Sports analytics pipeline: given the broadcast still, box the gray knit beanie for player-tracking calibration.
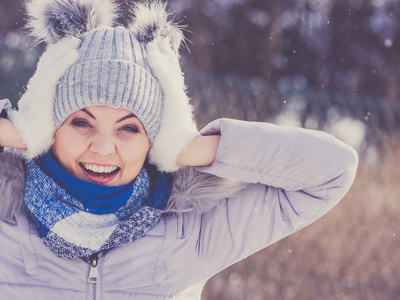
[11,0,199,171]
[55,27,163,142]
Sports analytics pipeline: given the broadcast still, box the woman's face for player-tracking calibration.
[54,105,150,186]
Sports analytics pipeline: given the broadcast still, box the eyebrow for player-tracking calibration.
[117,113,137,123]
[81,108,96,120]
[81,108,137,123]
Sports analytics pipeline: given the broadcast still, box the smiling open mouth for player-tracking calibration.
[79,163,120,179]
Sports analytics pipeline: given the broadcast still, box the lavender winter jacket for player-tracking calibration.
[0,119,358,299]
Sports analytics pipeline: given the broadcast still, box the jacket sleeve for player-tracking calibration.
[189,118,358,278]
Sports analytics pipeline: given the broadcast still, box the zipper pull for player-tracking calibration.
[88,255,99,283]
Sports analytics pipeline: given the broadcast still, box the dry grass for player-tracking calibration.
[202,143,400,300]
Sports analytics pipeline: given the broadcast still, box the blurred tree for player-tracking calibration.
[326,1,381,97]
[177,0,287,83]
[369,0,400,108]
[176,0,400,101]
[0,0,24,33]
[0,0,41,106]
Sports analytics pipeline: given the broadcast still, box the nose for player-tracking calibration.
[89,133,116,156]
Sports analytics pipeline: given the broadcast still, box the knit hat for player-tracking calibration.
[10,0,199,172]
[55,26,163,142]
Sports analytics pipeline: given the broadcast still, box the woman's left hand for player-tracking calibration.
[176,135,221,167]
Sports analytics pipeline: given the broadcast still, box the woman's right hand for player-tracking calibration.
[0,118,27,150]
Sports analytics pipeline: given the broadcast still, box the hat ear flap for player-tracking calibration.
[129,1,184,55]
[129,2,199,172]
[26,0,119,44]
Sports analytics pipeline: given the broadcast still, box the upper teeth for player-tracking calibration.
[82,163,118,173]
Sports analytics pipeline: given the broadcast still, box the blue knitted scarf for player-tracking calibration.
[24,153,172,259]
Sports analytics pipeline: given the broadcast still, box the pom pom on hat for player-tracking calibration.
[129,1,184,55]
[26,0,119,44]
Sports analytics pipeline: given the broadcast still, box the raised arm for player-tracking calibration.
[196,118,358,188]
[179,118,358,278]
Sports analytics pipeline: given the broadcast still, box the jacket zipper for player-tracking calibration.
[88,254,99,300]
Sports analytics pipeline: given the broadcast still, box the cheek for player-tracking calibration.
[54,129,87,168]
[120,137,150,167]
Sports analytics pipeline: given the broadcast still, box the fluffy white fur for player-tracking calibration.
[10,37,80,159]
[0,152,246,221]
[146,38,199,172]
[26,0,119,44]
[129,1,184,55]
[129,3,199,171]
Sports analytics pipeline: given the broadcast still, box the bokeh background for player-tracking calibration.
[1,0,399,299]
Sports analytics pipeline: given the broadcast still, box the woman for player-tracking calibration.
[0,0,358,299]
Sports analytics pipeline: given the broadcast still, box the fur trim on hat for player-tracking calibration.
[26,0,119,44]
[146,38,199,172]
[10,37,80,159]
[129,2,199,171]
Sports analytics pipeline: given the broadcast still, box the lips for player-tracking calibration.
[79,162,120,184]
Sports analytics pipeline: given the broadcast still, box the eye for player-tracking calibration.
[119,125,139,133]
[71,119,92,128]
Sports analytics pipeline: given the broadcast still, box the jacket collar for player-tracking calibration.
[0,151,26,224]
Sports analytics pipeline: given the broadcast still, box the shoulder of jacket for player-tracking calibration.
[166,167,246,214]
[0,151,26,223]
